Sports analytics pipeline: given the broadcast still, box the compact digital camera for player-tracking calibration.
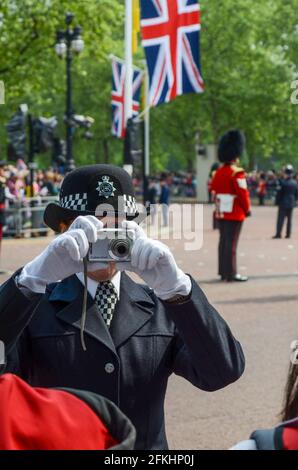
[88,228,135,262]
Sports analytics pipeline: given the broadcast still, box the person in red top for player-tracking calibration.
[0,373,136,450]
[257,173,267,206]
[211,130,251,282]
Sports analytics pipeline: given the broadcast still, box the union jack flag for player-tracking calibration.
[111,58,143,139]
[140,0,204,106]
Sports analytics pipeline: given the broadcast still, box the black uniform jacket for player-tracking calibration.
[276,178,298,209]
[0,271,245,449]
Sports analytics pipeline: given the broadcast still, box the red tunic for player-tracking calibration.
[211,164,251,221]
[258,180,266,196]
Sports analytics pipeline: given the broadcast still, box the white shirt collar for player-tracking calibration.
[76,271,121,300]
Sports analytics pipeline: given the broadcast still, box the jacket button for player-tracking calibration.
[105,363,115,374]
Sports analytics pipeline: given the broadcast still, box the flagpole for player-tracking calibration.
[124,0,133,127]
[123,0,133,174]
[143,66,150,204]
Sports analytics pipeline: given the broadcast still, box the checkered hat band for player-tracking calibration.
[123,194,138,215]
[60,193,88,211]
[59,193,137,215]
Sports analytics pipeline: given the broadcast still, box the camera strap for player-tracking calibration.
[80,256,88,351]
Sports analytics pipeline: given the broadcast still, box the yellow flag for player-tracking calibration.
[132,0,140,54]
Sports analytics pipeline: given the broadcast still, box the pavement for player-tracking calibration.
[0,204,297,449]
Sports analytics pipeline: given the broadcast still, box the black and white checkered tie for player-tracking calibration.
[95,281,118,328]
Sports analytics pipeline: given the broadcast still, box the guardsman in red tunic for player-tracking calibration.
[211,130,251,282]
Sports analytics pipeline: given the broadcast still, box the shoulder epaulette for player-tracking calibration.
[232,167,245,176]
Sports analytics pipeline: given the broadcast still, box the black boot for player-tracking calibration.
[226,274,248,282]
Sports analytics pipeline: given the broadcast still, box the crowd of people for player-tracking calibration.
[0,159,62,201]
[137,168,298,208]
[133,171,197,199]
[0,159,62,237]
[0,161,199,237]
[1,158,297,239]
[5,160,297,211]
[246,169,298,205]
[0,163,197,203]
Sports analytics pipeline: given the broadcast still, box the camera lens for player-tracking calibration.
[117,244,127,255]
[109,238,131,260]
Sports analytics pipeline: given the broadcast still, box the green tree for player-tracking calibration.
[0,0,124,165]
[149,0,298,170]
[0,0,298,172]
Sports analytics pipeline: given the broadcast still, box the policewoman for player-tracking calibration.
[211,130,251,282]
[0,164,245,449]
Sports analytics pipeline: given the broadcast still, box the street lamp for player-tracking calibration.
[55,12,84,172]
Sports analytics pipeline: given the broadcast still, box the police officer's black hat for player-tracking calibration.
[44,164,146,232]
[218,129,246,163]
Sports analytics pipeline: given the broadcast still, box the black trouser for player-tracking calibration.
[276,207,293,238]
[218,220,243,280]
[258,195,265,206]
[213,211,219,230]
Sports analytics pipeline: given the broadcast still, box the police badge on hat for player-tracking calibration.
[96,176,116,199]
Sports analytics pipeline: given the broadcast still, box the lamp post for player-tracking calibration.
[55,12,84,172]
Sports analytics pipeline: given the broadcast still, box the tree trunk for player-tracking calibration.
[248,151,256,171]
[187,154,194,172]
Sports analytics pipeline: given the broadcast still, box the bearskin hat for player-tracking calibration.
[218,129,246,163]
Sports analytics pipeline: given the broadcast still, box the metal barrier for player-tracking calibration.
[4,196,58,237]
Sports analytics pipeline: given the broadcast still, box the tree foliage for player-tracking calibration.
[0,0,297,171]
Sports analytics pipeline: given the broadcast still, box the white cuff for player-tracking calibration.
[18,270,47,294]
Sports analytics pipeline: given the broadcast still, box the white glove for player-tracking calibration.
[116,221,191,300]
[18,216,104,293]
[230,439,257,450]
